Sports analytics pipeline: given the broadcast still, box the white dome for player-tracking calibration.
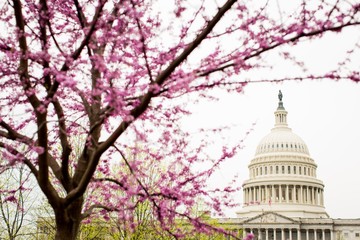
[255,127,309,155]
[238,92,328,219]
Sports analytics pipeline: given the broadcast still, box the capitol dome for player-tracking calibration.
[256,129,309,156]
[237,91,328,219]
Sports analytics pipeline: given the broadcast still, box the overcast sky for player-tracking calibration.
[181,24,360,218]
[189,80,360,219]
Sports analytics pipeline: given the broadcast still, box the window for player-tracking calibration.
[265,167,267,174]
[299,167,302,174]
[288,166,291,174]
[282,166,285,174]
[260,167,262,175]
[355,232,360,237]
[276,166,279,174]
[294,166,296,174]
[270,166,273,174]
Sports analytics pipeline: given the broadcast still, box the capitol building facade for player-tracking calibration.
[220,92,360,240]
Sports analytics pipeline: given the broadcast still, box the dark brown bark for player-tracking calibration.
[54,197,84,240]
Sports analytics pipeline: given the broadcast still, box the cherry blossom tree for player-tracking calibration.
[0,0,359,239]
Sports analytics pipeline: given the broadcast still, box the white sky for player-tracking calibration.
[181,26,360,218]
[187,81,360,219]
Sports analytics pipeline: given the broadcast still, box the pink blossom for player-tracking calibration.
[244,233,255,240]
[33,146,45,154]
[4,195,17,203]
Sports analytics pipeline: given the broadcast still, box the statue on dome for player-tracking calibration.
[278,90,283,101]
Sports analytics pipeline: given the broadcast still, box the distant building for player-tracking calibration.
[221,91,360,240]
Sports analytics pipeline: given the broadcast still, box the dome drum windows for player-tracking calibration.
[251,163,316,177]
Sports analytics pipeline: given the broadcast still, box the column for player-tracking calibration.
[297,229,301,240]
[247,188,250,203]
[279,185,282,203]
[274,228,276,240]
[300,186,303,204]
[266,228,269,240]
[306,229,309,240]
[320,188,323,205]
[243,188,246,204]
[322,229,325,240]
[265,185,269,203]
[254,187,256,202]
[281,228,284,240]
[292,185,296,203]
[306,186,310,204]
[314,229,317,240]
[272,185,275,203]
[331,230,334,240]
[289,229,292,240]
[259,186,262,203]
[286,185,289,203]
[311,187,315,204]
[243,229,247,239]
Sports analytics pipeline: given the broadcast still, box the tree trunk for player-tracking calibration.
[54,198,83,240]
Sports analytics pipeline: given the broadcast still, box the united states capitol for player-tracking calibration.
[218,91,360,240]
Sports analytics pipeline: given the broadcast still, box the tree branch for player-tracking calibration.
[73,0,88,28]
[197,21,360,77]
[81,204,119,220]
[131,0,154,83]
[0,141,38,177]
[0,120,33,145]
[47,0,105,100]
[12,0,56,202]
[64,0,237,206]
[52,99,72,192]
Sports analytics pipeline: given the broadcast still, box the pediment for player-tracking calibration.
[244,212,298,224]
